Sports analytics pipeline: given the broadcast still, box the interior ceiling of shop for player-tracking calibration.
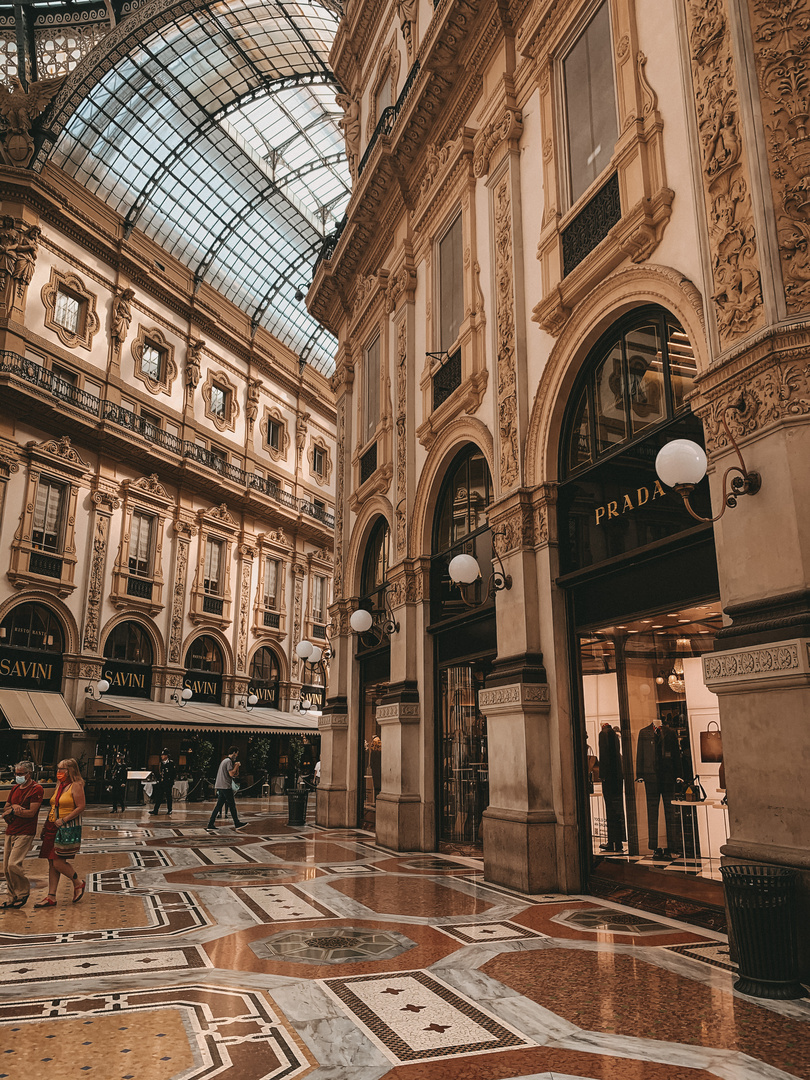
[4,0,349,376]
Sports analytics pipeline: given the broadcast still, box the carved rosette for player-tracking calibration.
[82,514,109,651]
[748,0,810,314]
[168,540,189,664]
[685,0,764,345]
[494,175,519,489]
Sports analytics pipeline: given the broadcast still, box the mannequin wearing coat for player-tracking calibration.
[598,723,626,853]
[635,720,682,858]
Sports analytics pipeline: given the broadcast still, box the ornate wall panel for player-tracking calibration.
[493,173,519,490]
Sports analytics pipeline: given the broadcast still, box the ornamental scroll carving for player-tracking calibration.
[334,402,346,595]
[82,514,109,651]
[168,540,189,664]
[291,564,305,679]
[685,0,763,345]
[237,561,252,672]
[396,318,407,557]
[749,0,810,313]
[494,175,519,489]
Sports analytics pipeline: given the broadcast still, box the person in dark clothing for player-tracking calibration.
[598,723,625,852]
[150,749,176,816]
[109,754,127,813]
[206,747,247,831]
[635,721,682,858]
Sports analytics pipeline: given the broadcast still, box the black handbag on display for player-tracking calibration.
[681,775,707,802]
[700,720,723,762]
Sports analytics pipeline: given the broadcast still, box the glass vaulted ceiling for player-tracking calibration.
[48,0,349,376]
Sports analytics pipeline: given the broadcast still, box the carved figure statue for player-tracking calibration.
[186,339,204,389]
[296,411,310,453]
[336,93,361,180]
[0,215,18,285]
[110,287,135,348]
[0,75,65,167]
[396,0,418,56]
[246,378,261,432]
[705,103,741,176]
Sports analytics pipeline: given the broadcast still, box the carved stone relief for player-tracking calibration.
[396,317,407,557]
[168,540,189,664]
[237,561,252,672]
[82,513,109,651]
[685,0,763,344]
[334,402,346,595]
[110,286,135,353]
[291,564,305,679]
[493,175,519,489]
[0,218,40,313]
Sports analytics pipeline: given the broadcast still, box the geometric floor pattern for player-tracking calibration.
[0,798,808,1080]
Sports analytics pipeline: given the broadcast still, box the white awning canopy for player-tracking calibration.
[83,695,318,734]
[0,690,83,733]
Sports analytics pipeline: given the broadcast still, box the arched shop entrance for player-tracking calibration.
[430,444,495,855]
[102,621,153,698]
[557,307,726,897]
[184,635,224,704]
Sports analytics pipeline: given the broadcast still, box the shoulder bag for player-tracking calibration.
[54,819,82,856]
[681,776,707,802]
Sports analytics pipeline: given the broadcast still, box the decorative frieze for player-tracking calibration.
[82,513,109,651]
[703,640,808,688]
[168,539,189,665]
[479,683,550,710]
[493,173,519,491]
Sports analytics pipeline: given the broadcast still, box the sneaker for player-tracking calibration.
[234,822,249,831]
[166,811,172,816]
[205,827,217,832]
[148,811,159,816]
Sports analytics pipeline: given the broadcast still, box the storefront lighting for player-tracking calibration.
[655,398,761,522]
[171,687,193,707]
[447,531,513,609]
[350,587,399,643]
[85,678,110,698]
[239,693,259,711]
[296,630,331,713]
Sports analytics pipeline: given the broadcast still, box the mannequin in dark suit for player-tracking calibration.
[598,723,625,852]
[636,721,682,857]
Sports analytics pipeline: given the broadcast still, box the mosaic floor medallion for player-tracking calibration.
[249,926,415,964]
[323,969,535,1063]
[192,866,292,882]
[399,858,469,871]
[551,907,678,934]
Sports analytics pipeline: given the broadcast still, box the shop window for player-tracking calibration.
[103,620,153,664]
[0,603,63,652]
[184,635,224,703]
[204,537,223,596]
[363,334,380,445]
[562,0,618,206]
[128,511,155,578]
[439,663,489,846]
[185,635,223,671]
[249,646,280,708]
[54,288,82,334]
[438,213,463,352]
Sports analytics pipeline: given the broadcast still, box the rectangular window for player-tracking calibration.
[312,575,326,623]
[141,343,163,382]
[376,74,392,119]
[54,290,81,334]
[563,0,618,205]
[32,479,66,552]
[364,335,380,445]
[140,408,161,434]
[439,214,463,352]
[210,384,227,418]
[51,364,78,402]
[204,537,223,595]
[129,511,154,577]
[267,419,281,452]
[264,557,279,608]
[313,444,326,476]
[209,445,227,472]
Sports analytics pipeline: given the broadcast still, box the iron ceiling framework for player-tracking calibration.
[1,0,349,376]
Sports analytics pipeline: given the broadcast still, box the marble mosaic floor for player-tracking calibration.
[1,799,808,1080]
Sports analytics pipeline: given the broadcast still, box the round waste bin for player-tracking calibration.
[721,864,807,999]
[286,788,309,827]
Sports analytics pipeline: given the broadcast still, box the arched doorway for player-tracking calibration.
[0,602,65,691]
[430,444,495,854]
[557,307,725,892]
[102,621,154,698]
[249,646,281,708]
[184,635,224,704]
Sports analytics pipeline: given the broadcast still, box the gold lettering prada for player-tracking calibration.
[594,482,666,525]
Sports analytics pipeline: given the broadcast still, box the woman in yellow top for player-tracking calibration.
[34,757,86,907]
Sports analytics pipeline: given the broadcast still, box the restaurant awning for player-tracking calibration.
[0,690,83,733]
[83,695,318,734]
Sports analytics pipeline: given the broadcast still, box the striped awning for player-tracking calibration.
[83,695,318,734]
[0,690,83,733]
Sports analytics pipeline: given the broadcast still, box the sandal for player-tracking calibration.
[10,894,29,909]
[72,879,86,904]
[34,895,57,907]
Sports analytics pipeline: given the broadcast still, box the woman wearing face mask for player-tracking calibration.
[1,761,44,908]
[34,758,86,907]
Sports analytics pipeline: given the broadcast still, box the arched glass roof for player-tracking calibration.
[7,0,349,376]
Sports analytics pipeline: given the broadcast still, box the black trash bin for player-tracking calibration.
[286,788,309,827]
[721,864,807,999]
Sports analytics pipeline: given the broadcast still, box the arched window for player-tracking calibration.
[562,307,697,477]
[361,517,389,602]
[431,445,494,620]
[0,603,64,652]
[185,636,223,672]
[249,647,280,708]
[103,621,153,665]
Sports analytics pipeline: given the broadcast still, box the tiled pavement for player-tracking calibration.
[0,800,808,1080]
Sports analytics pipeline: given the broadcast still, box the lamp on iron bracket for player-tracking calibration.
[171,687,193,708]
[294,629,331,715]
[447,529,513,609]
[349,585,399,645]
[85,679,110,699]
[655,397,761,523]
[239,693,259,712]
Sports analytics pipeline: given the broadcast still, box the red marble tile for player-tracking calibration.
[512,901,713,946]
[261,840,373,862]
[327,875,495,916]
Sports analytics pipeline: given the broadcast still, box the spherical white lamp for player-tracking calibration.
[295,639,314,659]
[247,693,258,706]
[655,439,708,489]
[308,645,323,665]
[181,687,193,701]
[300,696,312,711]
[448,552,480,585]
[96,678,110,694]
[350,608,373,634]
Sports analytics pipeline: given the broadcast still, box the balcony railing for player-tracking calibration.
[29,551,63,578]
[360,442,377,484]
[127,576,154,599]
[0,350,334,528]
[429,348,462,410]
[357,60,421,178]
[312,624,327,640]
[263,610,281,628]
[203,594,224,615]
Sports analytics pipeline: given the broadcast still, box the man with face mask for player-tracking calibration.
[2,761,44,908]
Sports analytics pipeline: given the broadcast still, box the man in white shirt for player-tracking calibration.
[206,746,247,831]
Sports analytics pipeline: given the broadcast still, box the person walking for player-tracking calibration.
[109,753,127,814]
[150,749,176,816]
[206,747,247,831]
[34,757,86,907]
[2,761,44,909]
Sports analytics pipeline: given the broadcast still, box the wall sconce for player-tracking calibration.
[171,687,193,707]
[239,693,259,712]
[295,639,328,715]
[349,587,399,644]
[85,679,110,698]
[655,398,761,523]
[447,530,512,608]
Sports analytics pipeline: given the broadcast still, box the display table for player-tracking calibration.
[671,798,729,878]
[172,780,189,801]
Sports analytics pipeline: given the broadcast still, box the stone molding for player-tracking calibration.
[703,639,809,691]
[318,713,348,730]
[479,683,550,711]
[375,702,421,724]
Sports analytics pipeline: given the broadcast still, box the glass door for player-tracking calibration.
[438,663,489,852]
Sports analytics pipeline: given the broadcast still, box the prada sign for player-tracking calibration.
[0,646,62,691]
[184,669,222,704]
[102,660,152,699]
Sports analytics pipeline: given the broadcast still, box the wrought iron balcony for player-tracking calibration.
[0,351,100,418]
[203,594,224,615]
[29,551,63,578]
[357,60,421,178]
[126,576,154,599]
[263,610,281,628]
[102,401,183,453]
[429,348,462,410]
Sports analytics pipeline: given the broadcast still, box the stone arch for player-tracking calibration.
[344,495,393,599]
[525,265,708,488]
[247,641,289,686]
[181,628,234,674]
[98,613,166,668]
[0,593,79,655]
[410,416,494,559]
